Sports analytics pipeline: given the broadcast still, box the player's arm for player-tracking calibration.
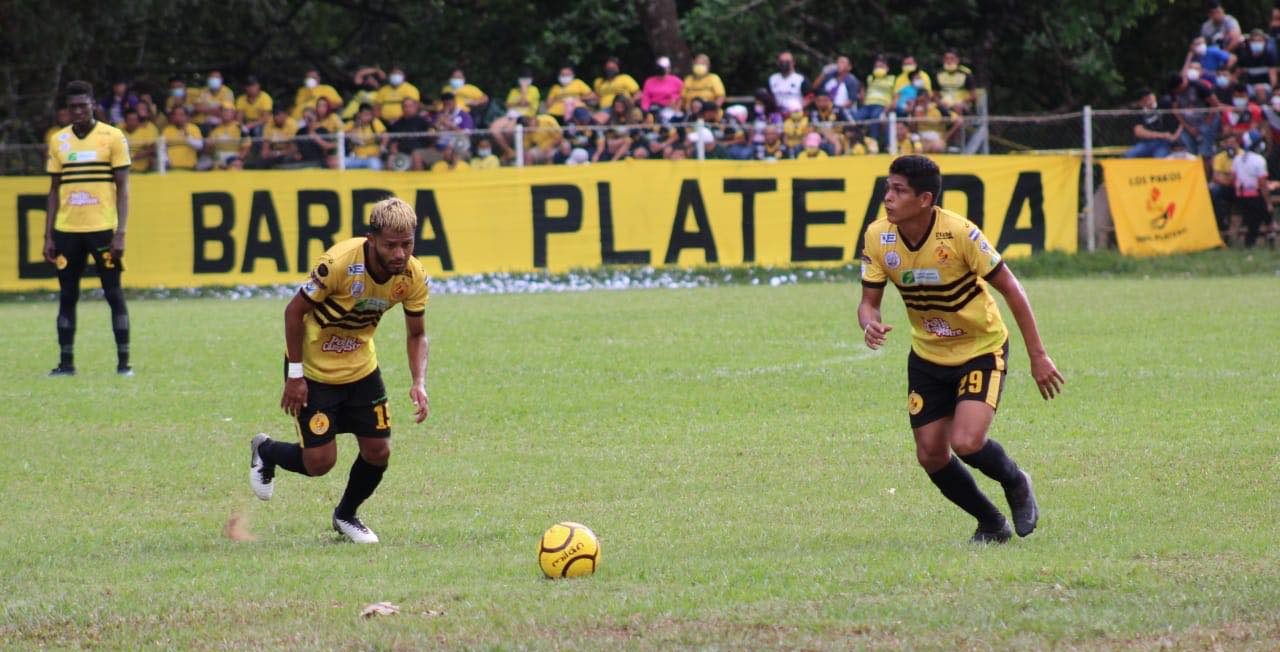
[112,166,129,259]
[857,285,892,350]
[985,265,1065,400]
[44,174,60,263]
[405,313,430,423]
[280,291,311,416]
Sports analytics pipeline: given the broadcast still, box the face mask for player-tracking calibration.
[171,87,185,98]
[208,77,222,90]
[943,63,958,72]
[1272,97,1280,109]
[1250,42,1265,55]
[518,77,532,87]
[873,67,887,78]
[692,64,708,76]
[1187,69,1201,81]
[1227,147,1238,157]
[604,68,618,79]
[389,73,405,86]
[305,77,318,89]
[1233,97,1248,109]
[1194,43,1208,55]
[558,75,573,86]
[450,78,464,89]
[912,78,925,89]
[477,148,491,157]
[902,64,917,73]
[1216,75,1230,88]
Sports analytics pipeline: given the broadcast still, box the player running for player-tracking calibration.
[249,197,431,543]
[44,81,133,377]
[858,155,1064,543]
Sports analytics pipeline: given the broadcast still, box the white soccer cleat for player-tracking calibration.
[332,511,379,544]
[249,433,274,501]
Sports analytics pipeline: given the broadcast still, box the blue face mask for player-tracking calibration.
[1216,75,1231,88]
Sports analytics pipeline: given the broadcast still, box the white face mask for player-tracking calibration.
[477,148,492,157]
[389,73,405,86]
[305,77,318,89]
[912,78,925,89]
[1233,97,1248,109]
[450,77,464,89]
[558,75,573,86]
[1250,42,1265,55]
[171,87,185,98]
[1194,43,1208,55]
[518,77,532,87]
[208,77,222,90]
[1186,69,1201,81]
[1216,75,1231,88]
[1271,96,1280,109]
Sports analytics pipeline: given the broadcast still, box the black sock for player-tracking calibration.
[258,439,310,476]
[959,439,1022,488]
[105,288,129,369]
[56,313,75,368]
[928,456,1005,525]
[335,455,387,520]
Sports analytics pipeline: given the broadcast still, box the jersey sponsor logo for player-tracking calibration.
[880,232,897,244]
[351,280,365,298]
[66,151,98,162]
[308,412,331,435]
[66,191,100,206]
[935,231,952,240]
[884,251,901,269]
[934,245,950,265]
[908,391,924,416]
[354,298,389,312]
[900,268,941,285]
[967,227,981,241]
[320,335,364,353]
[922,317,966,338]
[347,263,365,275]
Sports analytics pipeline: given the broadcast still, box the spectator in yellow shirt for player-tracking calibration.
[160,106,203,170]
[593,57,640,109]
[235,76,273,136]
[431,142,470,172]
[164,77,194,118]
[293,69,343,120]
[470,137,500,170]
[193,70,234,131]
[120,108,158,172]
[208,106,251,168]
[375,66,420,122]
[258,107,301,169]
[443,68,489,115]
[893,55,933,97]
[505,70,541,118]
[798,132,829,159]
[681,53,726,113]
[781,108,810,155]
[546,66,595,122]
[343,103,388,170]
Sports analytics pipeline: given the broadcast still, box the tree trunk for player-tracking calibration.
[635,0,693,74]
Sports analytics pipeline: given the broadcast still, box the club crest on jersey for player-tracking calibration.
[885,251,901,269]
[880,232,897,245]
[351,280,365,298]
[392,278,408,300]
[320,335,363,353]
[922,317,966,338]
[934,245,950,265]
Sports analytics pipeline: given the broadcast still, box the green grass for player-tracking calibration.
[2,277,1278,650]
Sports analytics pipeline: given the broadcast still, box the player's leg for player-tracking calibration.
[908,353,1007,542]
[250,378,341,500]
[87,231,131,374]
[50,231,87,376]
[331,370,392,543]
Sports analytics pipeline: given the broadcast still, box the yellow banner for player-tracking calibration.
[1,155,1079,291]
[1101,158,1225,256]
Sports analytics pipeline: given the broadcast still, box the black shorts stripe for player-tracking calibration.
[898,272,976,295]
[902,286,983,312]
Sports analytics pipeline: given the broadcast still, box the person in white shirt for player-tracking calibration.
[1231,135,1274,247]
[768,51,810,114]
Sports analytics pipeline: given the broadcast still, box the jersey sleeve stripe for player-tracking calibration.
[403,308,425,317]
[982,260,1006,280]
[861,279,888,289]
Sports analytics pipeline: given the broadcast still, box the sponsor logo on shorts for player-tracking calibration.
[321,335,363,353]
[351,280,365,298]
[908,391,924,416]
[922,317,966,338]
[67,191,100,206]
[880,232,897,244]
[885,251,901,269]
[308,412,331,435]
[347,263,365,275]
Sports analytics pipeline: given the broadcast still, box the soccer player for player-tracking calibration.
[858,155,1064,543]
[43,81,133,377]
[249,197,430,543]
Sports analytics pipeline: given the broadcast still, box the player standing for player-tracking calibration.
[249,197,430,543]
[44,81,133,377]
[858,155,1063,543]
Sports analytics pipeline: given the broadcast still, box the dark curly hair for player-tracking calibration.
[889,155,941,205]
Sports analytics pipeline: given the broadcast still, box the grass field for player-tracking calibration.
[2,274,1279,650]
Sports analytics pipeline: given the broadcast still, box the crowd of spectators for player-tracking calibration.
[46,47,980,173]
[1126,0,1280,247]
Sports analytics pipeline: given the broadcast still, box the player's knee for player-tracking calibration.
[303,449,338,476]
[949,429,987,456]
[915,443,950,471]
[359,440,391,465]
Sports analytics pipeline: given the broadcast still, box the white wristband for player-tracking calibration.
[287,362,304,379]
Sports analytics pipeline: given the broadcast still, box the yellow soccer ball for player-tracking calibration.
[538,521,601,579]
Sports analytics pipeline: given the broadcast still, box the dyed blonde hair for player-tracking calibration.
[368,197,417,235]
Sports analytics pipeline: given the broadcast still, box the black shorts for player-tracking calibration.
[52,229,123,288]
[287,362,391,447]
[907,341,1009,428]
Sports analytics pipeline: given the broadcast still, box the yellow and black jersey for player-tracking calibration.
[861,206,1008,366]
[46,122,130,232]
[297,237,429,384]
[936,65,976,107]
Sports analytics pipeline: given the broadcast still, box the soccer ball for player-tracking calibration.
[538,521,601,579]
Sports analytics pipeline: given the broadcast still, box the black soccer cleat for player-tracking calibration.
[116,365,134,377]
[48,365,76,377]
[970,519,1013,544]
[1005,470,1039,537]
